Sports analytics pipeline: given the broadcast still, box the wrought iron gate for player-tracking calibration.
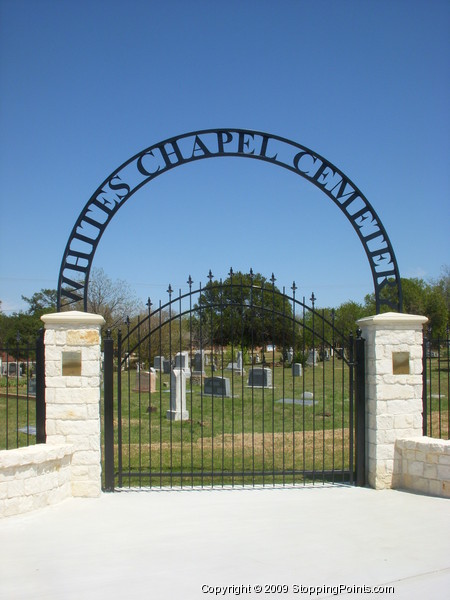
[0,329,45,450]
[422,325,449,440]
[103,272,365,490]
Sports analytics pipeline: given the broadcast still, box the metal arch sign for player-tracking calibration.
[57,128,402,313]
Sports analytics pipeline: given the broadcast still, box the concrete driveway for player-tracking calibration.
[0,485,449,599]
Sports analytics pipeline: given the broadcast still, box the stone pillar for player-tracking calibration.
[357,312,428,489]
[41,311,105,497]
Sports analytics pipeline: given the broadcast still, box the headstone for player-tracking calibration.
[193,351,206,376]
[174,351,189,369]
[193,351,202,372]
[247,367,272,388]
[163,359,171,374]
[225,351,244,374]
[133,369,156,393]
[306,349,319,366]
[8,362,18,376]
[225,362,245,374]
[174,351,190,377]
[29,377,36,396]
[154,356,165,371]
[204,376,231,398]
[166,368,189,421]
[277,398,316,406]
[292,363,303,377]
[18,426,37,435]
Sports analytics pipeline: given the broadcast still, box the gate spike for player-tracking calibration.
[187,275,193,287]
[291,281,297,293]
[270,272,276,285]
[310,292,316,306]
[228,267,234,278]
[208,270,214,282]
[167,284,173,296]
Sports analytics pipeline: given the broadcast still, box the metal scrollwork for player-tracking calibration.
[57,128,402,313]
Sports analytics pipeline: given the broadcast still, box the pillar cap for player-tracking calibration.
[41,311,105,327]
[357,312,428,328]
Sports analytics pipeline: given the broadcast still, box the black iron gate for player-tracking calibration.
[422,325,449,440]
[103,272,365,490]
[0,329,45,450]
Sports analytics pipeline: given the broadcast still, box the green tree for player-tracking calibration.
[431,266,450,327]
[193,271,297,350]
[21,289,57,315]
[122,309,190,368]
[364,277,428,315]
[424,287,447,338]
[0,313,43,347]
[0,289,57,347]
[296,302,367,357]
[364,274,448,337]
[333,301,368,335]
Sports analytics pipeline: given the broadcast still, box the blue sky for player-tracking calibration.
[0,0,448,315]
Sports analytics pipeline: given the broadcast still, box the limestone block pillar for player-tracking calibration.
[41,311,105,497]
[357,312,428,489]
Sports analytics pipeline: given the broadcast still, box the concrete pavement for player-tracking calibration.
[0,485,449,599]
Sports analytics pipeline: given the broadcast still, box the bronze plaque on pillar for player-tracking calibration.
[62,351,82,376]
[392,352,410,375]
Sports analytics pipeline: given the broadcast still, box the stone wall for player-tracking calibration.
[0,444,73,518]
[393,437,450,498]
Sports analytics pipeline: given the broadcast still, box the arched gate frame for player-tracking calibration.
[103,273,366,490]
[57,128,402,313]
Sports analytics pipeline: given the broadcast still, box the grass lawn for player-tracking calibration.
[0,377,37,450]
[1,357,446,489]
[108,358,356,488]
[107,354,449,488]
